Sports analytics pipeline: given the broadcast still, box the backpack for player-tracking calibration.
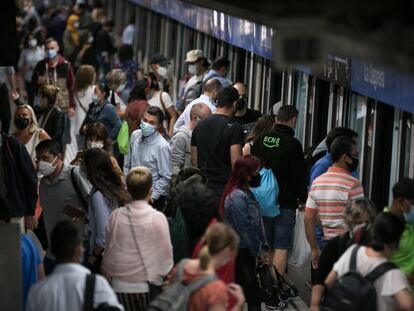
[164,166,207,218]
[250,167,280,217]
[147,260,217,311]
[304,143,327,184]
[83,274,121,311]
[322,246,397,311]
[183,81,203,108]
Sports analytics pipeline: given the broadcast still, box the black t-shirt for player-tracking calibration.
[191,114,243,186]
[233,108,262,126]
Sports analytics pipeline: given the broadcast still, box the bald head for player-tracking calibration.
[191,103,212,119]
[189,103,212,130]
[233,82,247,97]
[204,78,222,95]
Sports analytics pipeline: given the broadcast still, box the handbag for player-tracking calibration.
[126,206,162,298]
[250,168,280,217]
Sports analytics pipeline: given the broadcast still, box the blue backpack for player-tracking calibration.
[250,168,280,217]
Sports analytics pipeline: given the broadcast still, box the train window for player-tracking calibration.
[345,92,367,178]
[400,112,414,178]
[292,71,309,144]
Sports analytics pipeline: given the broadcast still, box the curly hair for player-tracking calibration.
[83,148,131,206]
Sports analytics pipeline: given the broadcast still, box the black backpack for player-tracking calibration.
[322,246,397,311]
[83,274,121,311]
[147,259,217,311]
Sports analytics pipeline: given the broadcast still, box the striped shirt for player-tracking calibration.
[305,166,364,240]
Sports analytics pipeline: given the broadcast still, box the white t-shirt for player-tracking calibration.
[333,245,410,311]
[148,90,174,129]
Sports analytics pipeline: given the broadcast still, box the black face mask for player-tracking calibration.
[15,117,30,129]
[236,98,246,111]
[250,174,262,188]
[346,154,359,172]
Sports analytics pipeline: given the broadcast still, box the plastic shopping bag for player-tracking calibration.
[288,210,311,266]
[250,168,280,217]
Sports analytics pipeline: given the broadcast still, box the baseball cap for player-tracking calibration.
[149,53,170,67]
[185,49,204,63]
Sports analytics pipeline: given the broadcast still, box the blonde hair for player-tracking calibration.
[126,166,152,200]
[106,69,126,90]
[14,105,40,134]
[198,223,239,270]
[344,198,377,230]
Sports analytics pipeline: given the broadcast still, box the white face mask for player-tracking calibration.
[157,66,168,78]
[188,64,197,75]
[38,157,57,176]
[29,38,37,48]
[117,83,126,92]
[87,141,104,149]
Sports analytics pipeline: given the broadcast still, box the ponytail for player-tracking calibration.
[198,244,211,270]
[197,223,240,271]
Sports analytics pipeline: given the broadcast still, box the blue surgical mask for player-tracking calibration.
[403,205,414,224]
[46,49,57,59]
[91,94,98,102]
[140,121,156,137]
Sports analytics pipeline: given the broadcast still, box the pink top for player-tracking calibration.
[102,200,173,284]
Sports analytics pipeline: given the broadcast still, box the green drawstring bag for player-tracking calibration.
[117,121,129,155]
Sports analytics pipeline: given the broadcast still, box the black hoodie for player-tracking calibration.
[251,124,308,209]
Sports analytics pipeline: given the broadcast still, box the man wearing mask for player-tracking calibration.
[251,105,308,306]
[305,136,364,269]
[36,139,91,275]
[202,57,232,87]
[182,50,210,107]
[170,103,212,175]
[173,78,222,133]
[191,86,243,201]
[232,82,261,137]
[149,53,171,94]
[124,106,172,211]
[388,178,414,291]
[31,38,75,113]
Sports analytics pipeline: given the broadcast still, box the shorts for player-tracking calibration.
[263,208,296,250]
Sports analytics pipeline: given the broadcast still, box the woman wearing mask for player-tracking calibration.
[324,213,414,311]
[146,72,178,138]
[103,166,173,311]
[167,223,245,311]
[106,69,127,117]
[310,199,377,311]
[242,115,274,156]
[63,14,80,60]
[18,33,45,104]
[82,83,122,142]
[13,104,50,163]
[37,85,66,143]
[72,122,123,179]
[222,155,270,311]
[84,148,131,273]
